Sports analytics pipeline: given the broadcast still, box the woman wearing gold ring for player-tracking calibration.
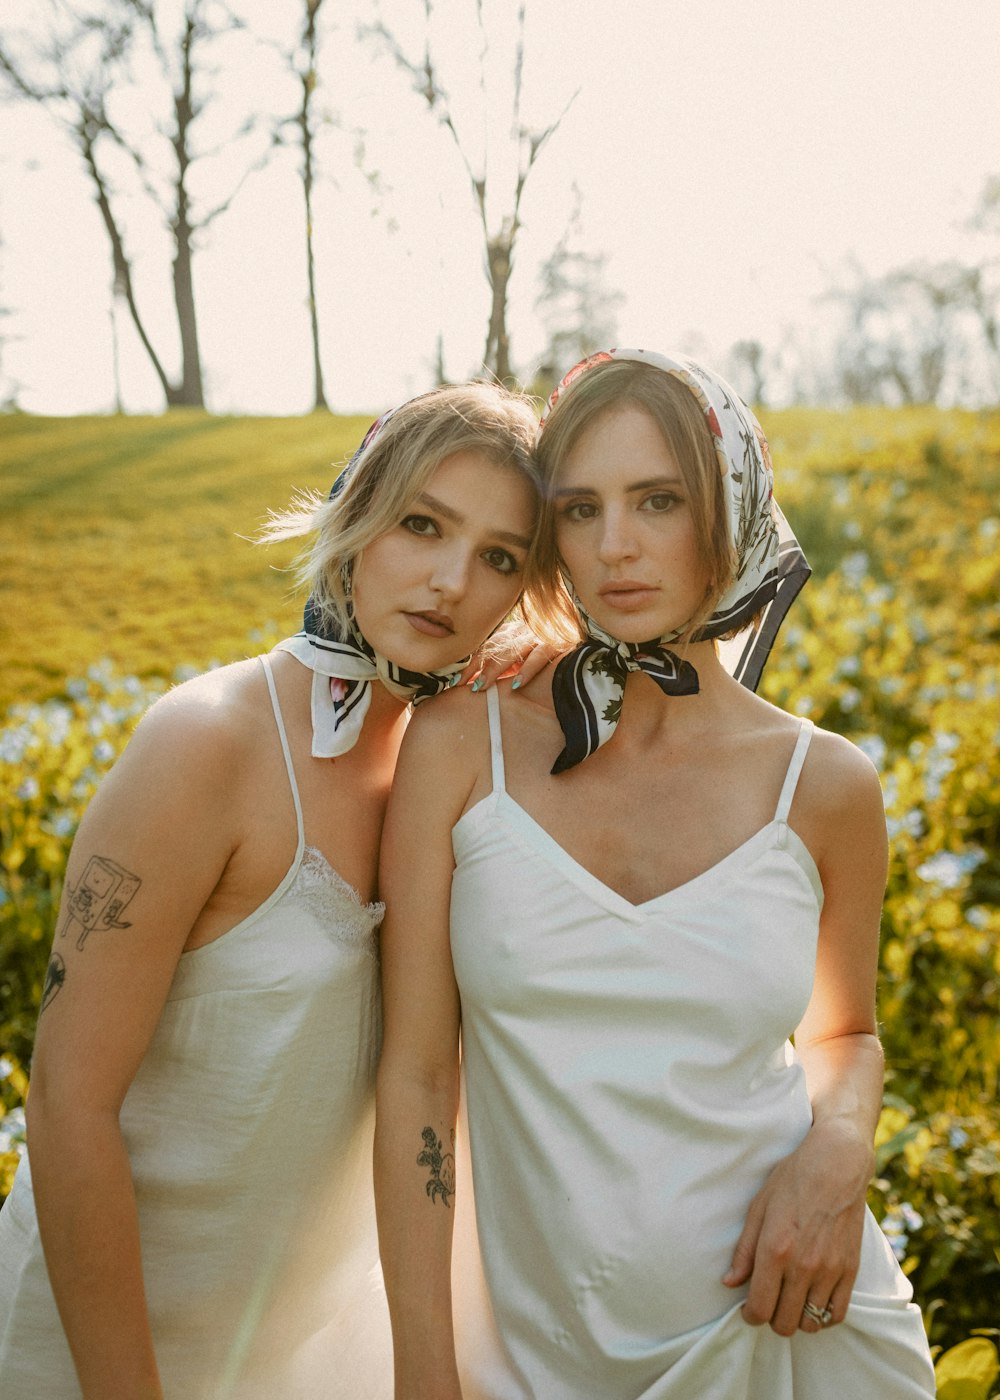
[376,349,936,1396]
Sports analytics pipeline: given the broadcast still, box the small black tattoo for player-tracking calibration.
[40,952,66,1014]
[417,1127,456,1209]
[59,856,141,950]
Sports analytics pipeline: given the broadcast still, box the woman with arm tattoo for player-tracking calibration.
[374,350,936,1397]
[0,382,562,1400]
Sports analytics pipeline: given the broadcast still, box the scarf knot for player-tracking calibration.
[550,631,699,774]
[275,595,467,758]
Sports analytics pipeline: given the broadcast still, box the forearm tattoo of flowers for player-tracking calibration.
[417,1126,456,1208]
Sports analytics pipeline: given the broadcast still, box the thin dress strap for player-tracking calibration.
[260,654,306,859]
[774,717,814,825]
[485,685,507,796]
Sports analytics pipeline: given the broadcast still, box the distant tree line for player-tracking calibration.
[728,224,1000,410]
[2,2,998,412]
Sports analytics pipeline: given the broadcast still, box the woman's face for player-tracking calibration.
[352,449,536,668]
[554,404,710,643]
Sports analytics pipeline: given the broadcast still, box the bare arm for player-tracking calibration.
[375,697,481,1399]
[27,688,241,1398]
[725,733,888,1336]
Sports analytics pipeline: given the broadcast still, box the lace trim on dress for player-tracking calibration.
[289,845,384,958]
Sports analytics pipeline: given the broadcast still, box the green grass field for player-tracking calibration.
[0,410,373,708]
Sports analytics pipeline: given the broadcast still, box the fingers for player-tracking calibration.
[745,1265,834,1338]
[466,657,506,691]
[724,1200,763,1288]
[511,644,558,689]
[743,1262,848,1336]
[467,644,560,693]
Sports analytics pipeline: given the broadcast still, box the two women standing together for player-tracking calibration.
[0,350,935,1397]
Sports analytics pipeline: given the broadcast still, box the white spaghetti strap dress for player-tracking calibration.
[0,653,393,1398]
[449,685,935,1398]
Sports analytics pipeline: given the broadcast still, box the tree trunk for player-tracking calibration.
[80,127,175,406]
[484,236,513,382]
[171,196,204,406]
[300,82,327,410]
[299,0,328,411]
[170,33,205,408]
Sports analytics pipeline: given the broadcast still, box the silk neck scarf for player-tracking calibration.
[541,348,810,773]
[274,397,469,758]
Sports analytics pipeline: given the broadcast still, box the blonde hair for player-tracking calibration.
[535,359,738,642]
[263,382,569,646]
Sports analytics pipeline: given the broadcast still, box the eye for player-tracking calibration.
[401,514,439,537]
[561,499,599,523]
[640,492,682,513]
[481,547,520,576]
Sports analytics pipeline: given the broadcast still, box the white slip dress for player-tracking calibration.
[0,653,393,1399]
[449,685,935,1399]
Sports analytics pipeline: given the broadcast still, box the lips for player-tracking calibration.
[598,581,660,612]
[403,610,455,638]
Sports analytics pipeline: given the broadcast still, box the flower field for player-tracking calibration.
[1,407,998,1384]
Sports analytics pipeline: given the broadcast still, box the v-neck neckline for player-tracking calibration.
[456,792,806,924]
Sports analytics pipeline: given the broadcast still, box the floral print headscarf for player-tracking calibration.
[540,348,810,773]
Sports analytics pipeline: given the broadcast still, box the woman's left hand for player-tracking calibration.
[722,1116,872,1336]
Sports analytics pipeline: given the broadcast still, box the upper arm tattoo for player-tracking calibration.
[59,855,142,951]
[417,1127,456,1208]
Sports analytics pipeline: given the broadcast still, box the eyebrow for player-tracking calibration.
[415,491,532,550]
[552,475,684,498]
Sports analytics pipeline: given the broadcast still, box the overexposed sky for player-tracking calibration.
[3,0,1000,414]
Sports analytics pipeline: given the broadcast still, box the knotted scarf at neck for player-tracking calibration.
[542,348,811,774]
[275,588,466,758]
[549,595,699,774]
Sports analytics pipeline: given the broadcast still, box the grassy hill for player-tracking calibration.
[3,402,998,706]
[0,410,371,708]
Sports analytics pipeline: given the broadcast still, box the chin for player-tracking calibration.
[379,627,470,673]
[586,611,663,646]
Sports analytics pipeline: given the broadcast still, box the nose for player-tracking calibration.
[597,505,639,565]
[429,543,473,601]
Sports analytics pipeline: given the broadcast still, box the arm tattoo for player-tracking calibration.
[40,952,66,1014]
[417,1127,456,1209]
[58,855,141,951]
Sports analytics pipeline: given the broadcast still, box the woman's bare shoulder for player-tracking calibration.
[802,724,883,808]
[116,657,267,782]
[403,682,492,759]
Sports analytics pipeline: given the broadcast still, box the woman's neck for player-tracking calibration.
[617,641,734,747]
[367,678,412,736]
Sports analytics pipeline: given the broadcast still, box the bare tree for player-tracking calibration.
[0,1,268,408]
[366,0,573,383]
[270,0,332,411]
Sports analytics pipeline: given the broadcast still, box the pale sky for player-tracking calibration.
[3,0,999,415]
